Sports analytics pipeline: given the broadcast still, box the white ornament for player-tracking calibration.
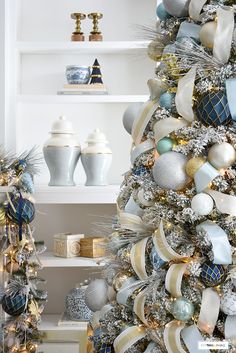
[163,0,190,17]
[191,193,214,216]
[200,21,217,49]
[123,102,143,134]
[221,291,236,315]
[137,188,154,207]
[85,279,109,312]
[208,142,236,169]
[152,151,190,191]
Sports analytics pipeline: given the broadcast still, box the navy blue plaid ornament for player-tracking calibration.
[196,91,232,127]
[201,262,225,287]
[2,291,27,316]
[7,196,35,225]
[98,343,114,353]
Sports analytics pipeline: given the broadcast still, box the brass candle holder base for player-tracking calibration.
[71,13,86,42]
[88,13,103,41]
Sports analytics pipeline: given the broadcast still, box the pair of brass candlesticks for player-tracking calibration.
[71,13,103,42]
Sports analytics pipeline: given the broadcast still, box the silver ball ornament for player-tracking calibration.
[191,193,214,216]
[123,102,143,134]
[152,151,190,191]
[85,279,109,312]
[221,291,236,315]
[208,143,236,169]
[200,21,217,49]
[171,297,194,322]
[162,0,190,17]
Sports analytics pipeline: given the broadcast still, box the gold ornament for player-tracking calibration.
[200,21,217,49]
[113,270,133,292]
[18,345,28,353]
[28,300,40,320]
[185,157,206,178]
[26,342,37,353]
[6,261,20,274]
[147,40,164,61]
[0,207,6,225]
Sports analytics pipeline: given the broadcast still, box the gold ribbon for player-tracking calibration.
[114,326,146,353]
[130,237,149,280]
[133,288,148,325]
[165,263,188,297]
[163,321,186,353]
[153,221,184,261]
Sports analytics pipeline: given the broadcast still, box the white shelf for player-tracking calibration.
[40,314,88,331]
[17,41,149,55]
[18,94,148,104]
[34,184,119,204]
[40,252,104,268]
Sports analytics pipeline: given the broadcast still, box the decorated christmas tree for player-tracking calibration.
[90,1,236,352]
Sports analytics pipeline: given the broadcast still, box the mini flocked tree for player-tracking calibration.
[91,1,236,353]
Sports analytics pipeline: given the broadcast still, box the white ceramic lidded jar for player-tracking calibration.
[43,116,81,186]
[81,129,112,186]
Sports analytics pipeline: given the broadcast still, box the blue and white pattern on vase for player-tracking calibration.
[66,65,91,84]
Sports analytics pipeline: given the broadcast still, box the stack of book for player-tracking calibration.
[57,83,108,95]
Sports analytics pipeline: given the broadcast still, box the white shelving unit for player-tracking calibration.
[1,0,156,350]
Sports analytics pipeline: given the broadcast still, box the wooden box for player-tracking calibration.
[53,233,84,258]
[79,237,107,258]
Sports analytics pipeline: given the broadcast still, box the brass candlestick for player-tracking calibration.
[71,13,86,41]
[88,13,103,41]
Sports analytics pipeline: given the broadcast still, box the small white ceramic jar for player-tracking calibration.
[43,116,81,186]
[81,129,112,186]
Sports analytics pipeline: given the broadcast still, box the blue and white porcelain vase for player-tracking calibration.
[66,282,93,321]
[43,116,81,186]
[66,65,91,84]
[81,129,112,186]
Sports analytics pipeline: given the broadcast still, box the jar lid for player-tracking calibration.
[86,128,108,144]
[51,116,74,134]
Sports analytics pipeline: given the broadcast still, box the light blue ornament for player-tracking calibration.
[20,172,35,194]
[159,92,175,111]
[156,137,175,155]
[156,3,172,21]
[171,297,194,322]
[176,21,201,43]
[150,247,165,270]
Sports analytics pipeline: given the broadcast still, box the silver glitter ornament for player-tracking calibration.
[66,284,93,321]
[152,151,190,191]
[163,0,190,17]
[221,291,236,315]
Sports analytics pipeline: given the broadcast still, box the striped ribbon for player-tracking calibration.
[165,263,188,297]
[164,321,186,353]
[114,326,146,353]
[118,212,147,232]
[198,288,220,335]
[133,288,148,325]
[130,237,149,280]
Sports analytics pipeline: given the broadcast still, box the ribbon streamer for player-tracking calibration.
[130,237,149,280]
[175,66,196,123]
[163,321,186,353]
[213,8,234,64]
[181,325,210,353]
[147,78,168,101]
[196,220,232,265]
[117,278,141,306]
[118,212,146,232]
[132,99,159,146]
[198,288,220,335]
[205,188,236,217]
[131,139,155,165]
[125,195,144,218]
[225,315,236,345]
[189,0,208,21]
[194,162,219,193]
[114,326,146,353]
[226,78,236,122]
[154,118,188,143]
[133,288,148,325]
[165,263,188,297]
[153,220,184,261]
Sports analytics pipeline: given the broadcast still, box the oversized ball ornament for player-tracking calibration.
[191,193,214,216]
[122,102,143,134]
[171,297,194,322]
[2,291,27,316]
[152,151,190,191]
[201,262,225,287]
[162,0,190,17]
[7,197,35,225]
[156,3,172,21]
[147,40,165,61]
[85,279,109,312]
[156,137,176,155]
[185,157,206,178]
[199,21,217,49]
[208,142,236,169]
[220,291,236,315]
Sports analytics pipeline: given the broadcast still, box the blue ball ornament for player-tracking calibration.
[159,92,175,111]
[196,91,232,127]
[98,343,114,353]
[7,197,35,225]
[156,3,172,21]
[171,297,194,322]
[201,262,225,287]
[156,137,175,155]
[150,247,165,270]
[2,292,27,316]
